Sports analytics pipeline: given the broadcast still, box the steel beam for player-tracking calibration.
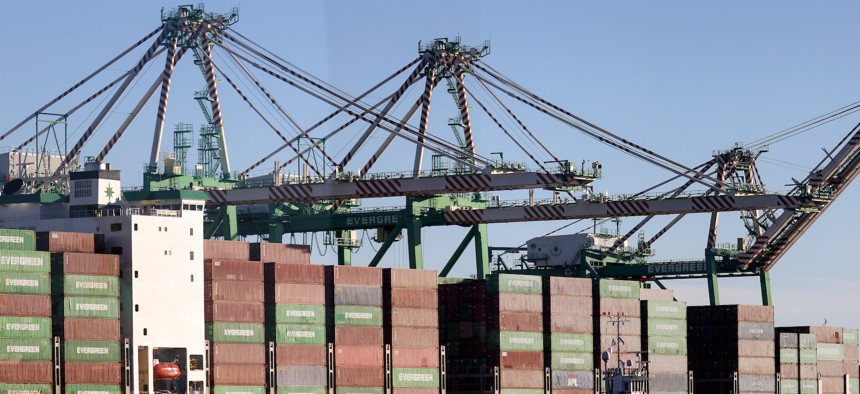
[439,226,479,277]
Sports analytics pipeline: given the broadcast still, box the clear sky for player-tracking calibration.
[2,1,860,330]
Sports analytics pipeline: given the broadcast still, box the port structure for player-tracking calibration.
[2,5,860,306]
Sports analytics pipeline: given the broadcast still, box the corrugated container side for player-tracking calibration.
[547,295,592,316]
[63,384,123,394]
[204,301,265,323]
[546,314,593,333]
[389,328,439,348]
[0,316,52,338]
[62,340,120,362]
[817,343,844,361]
[488,331,543,352]
[331,326,383,346]
[498,369,544,389]
[595,279,640,299]
[333,306,383,326]
[274,365,327,387]
[204,259,263,281]
[487,274,542,295]
[334,366,384,386]
[210,386,266,394]
[0,338,52,360]
[58,318,120,341]
[211,343,265,364]
[333,388,383,394]
[547,333,593,353]
[203,240,250,261]
[205,280,264,302]
[206,322,266,343]
[36,232,99,253]
[386,288,438,309]
[543,276,592,297]
[272,304,326,325]
[487,311,541,332]
[391,347,439,368]
[644,336,687,355]
[844,328,859,345]
[54,275,119,297]
[0,361,52,383]
[549,352,592,371]
[383,268,437,289]
[62,362,122,384]
[643,318,686,337]
[597,298,641,317]
[388,308,438,328]
[550,371,594,390]
[333,286,383,307]
[638,288,675,301]
[0,383,51,393]
[326,265,381,287]
[275,345,326,366]
[51,253,118,276]
[737,340,775,358]
[642,300,686,320]
[250,242,310,264]
[276,388,326,394]
[645,355,688,373]
[0,272,50,294]
[778,332,800,348]
[334,345,383,366]
[597,315,641,336]
[0,229,36,251]
[0,250,50,272]
[391,368,439,388]
[272,283,325,305]
[490,293,542,313]
[210,364,266,385]
[274,324,326,345]
[737,374,776,392]
[267,263,325,285]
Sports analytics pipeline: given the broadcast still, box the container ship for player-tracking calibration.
[1,4,859,394]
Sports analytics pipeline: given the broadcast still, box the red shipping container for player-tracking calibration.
[60,318,121,341]
[390,328,439,348]
[335,345,384,367]
[205,280,264,302]
[326,265,381,286]
[389,308,439,328]
[210,364,266,385]
[276,345,326,366]
[335,366,384,387]
[384,268,438,289]
[204,240,250,261]
[488,311,542,332]
[388,288,439,309]
[0,294,51,317]
[0,361,52,383]
[272,283,325,305]
[205,301,264,323]
[52,253,119,276]
[250,242,310,264]
[37,231,99,253]
[269,263,325,284]
[544,276,592,297]
[63,362,122,384]
[204,259,263,281]
[333,327,383,346]
[492,351,544,370]
[391,347,439,368]
[211,343,266,364]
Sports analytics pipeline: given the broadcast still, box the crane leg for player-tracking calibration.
[759,271,773,306]
[474,224,490,279]
[439,226,479,277]
[220,206,238,241]
[706,250,721,305]
[369,222,404,268]
[406,217,423,270]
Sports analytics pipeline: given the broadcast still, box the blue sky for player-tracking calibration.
[2,1,860,329]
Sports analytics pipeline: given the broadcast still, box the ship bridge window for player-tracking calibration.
[110,223,122,232]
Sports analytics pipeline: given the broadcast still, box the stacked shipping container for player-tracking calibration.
[774,331,819,394]
[641,295,688,394]
[688,305,776,394]
[439,279,491,393]
[266,263,328,394]
[326,265,385,393]
[44,232,123,393]
[780,326,860,393]
[384,268,440,394]
[0,229,53,393]
[542,276,594,394]
[593,279,641,372]
[204,240,266,393]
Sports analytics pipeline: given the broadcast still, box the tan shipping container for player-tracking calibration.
[597,298,641,317]
[737,340,774,358]
[498,369,544,389]
[205,280,264,302]
[203,240,250,261]
[638,288,675,301]
[390,328,439,348]
[204,301,264,323]
[547,313,593,334]
[391,347,439,368]
[211,343,266,364]
[326,265,382,287]
[210,364,266,385]
[544,276,592,297]
[389,307,439,328]
[546,295,592,316]
[276,345,326,366]
[250,242,310,264]
[490,293,542,313]
[334,345,384,367]
[204,259,263,281]
[387,288,438,309]
[272,283,325,305]
[384,268,438,289]
[268,263,325,284]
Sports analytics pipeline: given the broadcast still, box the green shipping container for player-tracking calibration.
[0,272,50,294]
[799,379,818,394]
[817,343,844,361]
[851,379,860,394]
[0,316,52,338]
[392,368,440,388]
[646,336,687,355]
[0,383,52,394]
[596,279,639,299]
[487,274,542,295]
[65,384,122,394]
[63,340,121,362]
[644,318,686,337]
[276,387,327,394]
[275,304,326,325]
[0,250,49,272]
[779,348,799,364]
[843,328,859,345]
[642,301,686,320]
[548,333,593,353]
[206,322,265,343]
[550,352,593,371]
[333,306,382,327]
[275,324,326,345]
[61,297,120,319]
[799,348,817,365]
[779,379,798,394]
[55,275,119,297]
[488,331,543,351]
[0,338,52,360]
[211,386,266,394]
[0,229,36,251]
[334,388,383,394]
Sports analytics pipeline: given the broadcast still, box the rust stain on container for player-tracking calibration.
[0,294,51,316]
[205,280,264,302]
[204,301,265,323]
[0,361,52,383]
[204,240,251,261]
[491,351,544,370]
[250,242,310,264]
[210,364,266,385]
[204,259,263,281]
[334,345,384,366]
[63,362,122,384]
[60,318,121,341]
[275,345,326,366]
[52,253,119,276]
[211,343,266,364]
